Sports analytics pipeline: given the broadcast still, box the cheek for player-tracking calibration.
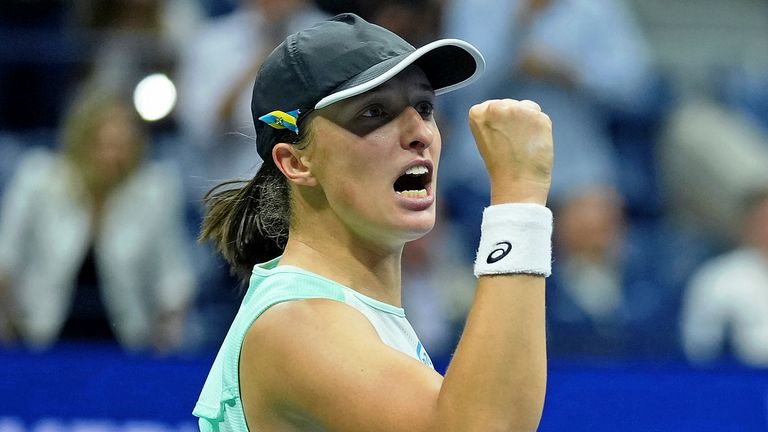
[326,152,387,204]
[314,156,397,230]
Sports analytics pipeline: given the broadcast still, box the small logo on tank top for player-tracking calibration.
[416,341,433,368]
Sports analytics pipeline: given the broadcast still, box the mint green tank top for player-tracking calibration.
[193,257,434,431]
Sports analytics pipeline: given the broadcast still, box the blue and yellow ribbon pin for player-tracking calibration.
[258,109,301,134]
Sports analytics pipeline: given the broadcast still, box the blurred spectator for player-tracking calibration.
[71,0,204,91]
[546,186,680,358]
[681,189,768,367]
[0,85,196,353]
[440,0,660,259]
[176,0,328,197]
[659,100,768,245]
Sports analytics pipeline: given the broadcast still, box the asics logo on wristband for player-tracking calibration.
[486,241,512,264]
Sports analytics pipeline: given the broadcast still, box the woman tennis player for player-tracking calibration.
[194,13,554,432]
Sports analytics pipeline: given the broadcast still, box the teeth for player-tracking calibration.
[405,165,428,175]
[397,189,428,198]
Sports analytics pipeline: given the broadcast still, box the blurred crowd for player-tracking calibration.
[1,0,767,368]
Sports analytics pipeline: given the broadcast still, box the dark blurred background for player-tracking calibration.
[1,0,768,430]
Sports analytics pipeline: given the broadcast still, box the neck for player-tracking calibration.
[279,227,404,307]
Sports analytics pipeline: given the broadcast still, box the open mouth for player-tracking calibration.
[393,163,432,198]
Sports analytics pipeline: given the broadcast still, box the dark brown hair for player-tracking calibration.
[200,114,314,282]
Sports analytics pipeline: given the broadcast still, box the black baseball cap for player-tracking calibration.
[252,13,485,161]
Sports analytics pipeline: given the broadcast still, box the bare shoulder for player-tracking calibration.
[240,298,443,432]
[250,296,380,341]
[241,298,382,385]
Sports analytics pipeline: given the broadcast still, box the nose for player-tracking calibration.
[399,106,434,152]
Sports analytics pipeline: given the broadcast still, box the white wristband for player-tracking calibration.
[474,203,553,278]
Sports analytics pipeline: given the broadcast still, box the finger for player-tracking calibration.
[539,111,552,127]
[519,99,542,112]
[470,99,505,115]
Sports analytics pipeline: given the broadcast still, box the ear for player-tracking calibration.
[272,143,318,187]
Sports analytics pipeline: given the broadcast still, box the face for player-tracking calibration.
[556,187,624,260]
[745,195,768,252]
[90,104,143,185]
[301,66,441,248]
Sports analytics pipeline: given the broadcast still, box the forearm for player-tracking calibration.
[435,99,553,431]
[217,58,263,124]
[438,274,547,431]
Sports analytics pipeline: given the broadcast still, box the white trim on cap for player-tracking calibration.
[314,38,486,109]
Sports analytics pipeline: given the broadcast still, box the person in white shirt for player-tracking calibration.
[0,85,196,352]
[681,189,768,366]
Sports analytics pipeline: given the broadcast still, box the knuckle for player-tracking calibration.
[488,100,513,116]
[469,101,492,121]
[520,99,542,111]
[536,112,553,129]
[468,103,484,118]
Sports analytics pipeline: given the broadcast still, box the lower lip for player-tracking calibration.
[394,184,434,211]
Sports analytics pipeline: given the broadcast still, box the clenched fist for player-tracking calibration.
[468,99,554,205]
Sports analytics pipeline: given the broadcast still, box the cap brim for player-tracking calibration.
[314,39,485,109]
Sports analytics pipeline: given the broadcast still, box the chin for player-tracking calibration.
[394,213,436,241]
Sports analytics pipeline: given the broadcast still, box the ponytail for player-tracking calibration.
[200,160,290,281]
[200,112,315,282]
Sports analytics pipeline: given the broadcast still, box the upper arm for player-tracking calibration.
[240,298,444,432]
[0,152,48,274]
[146,167,196,311]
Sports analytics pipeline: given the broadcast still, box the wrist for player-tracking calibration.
[474,203,553,278]
[490,183,550,206]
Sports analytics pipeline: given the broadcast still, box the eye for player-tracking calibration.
[361,104,387,118]
[415,101,435,119]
